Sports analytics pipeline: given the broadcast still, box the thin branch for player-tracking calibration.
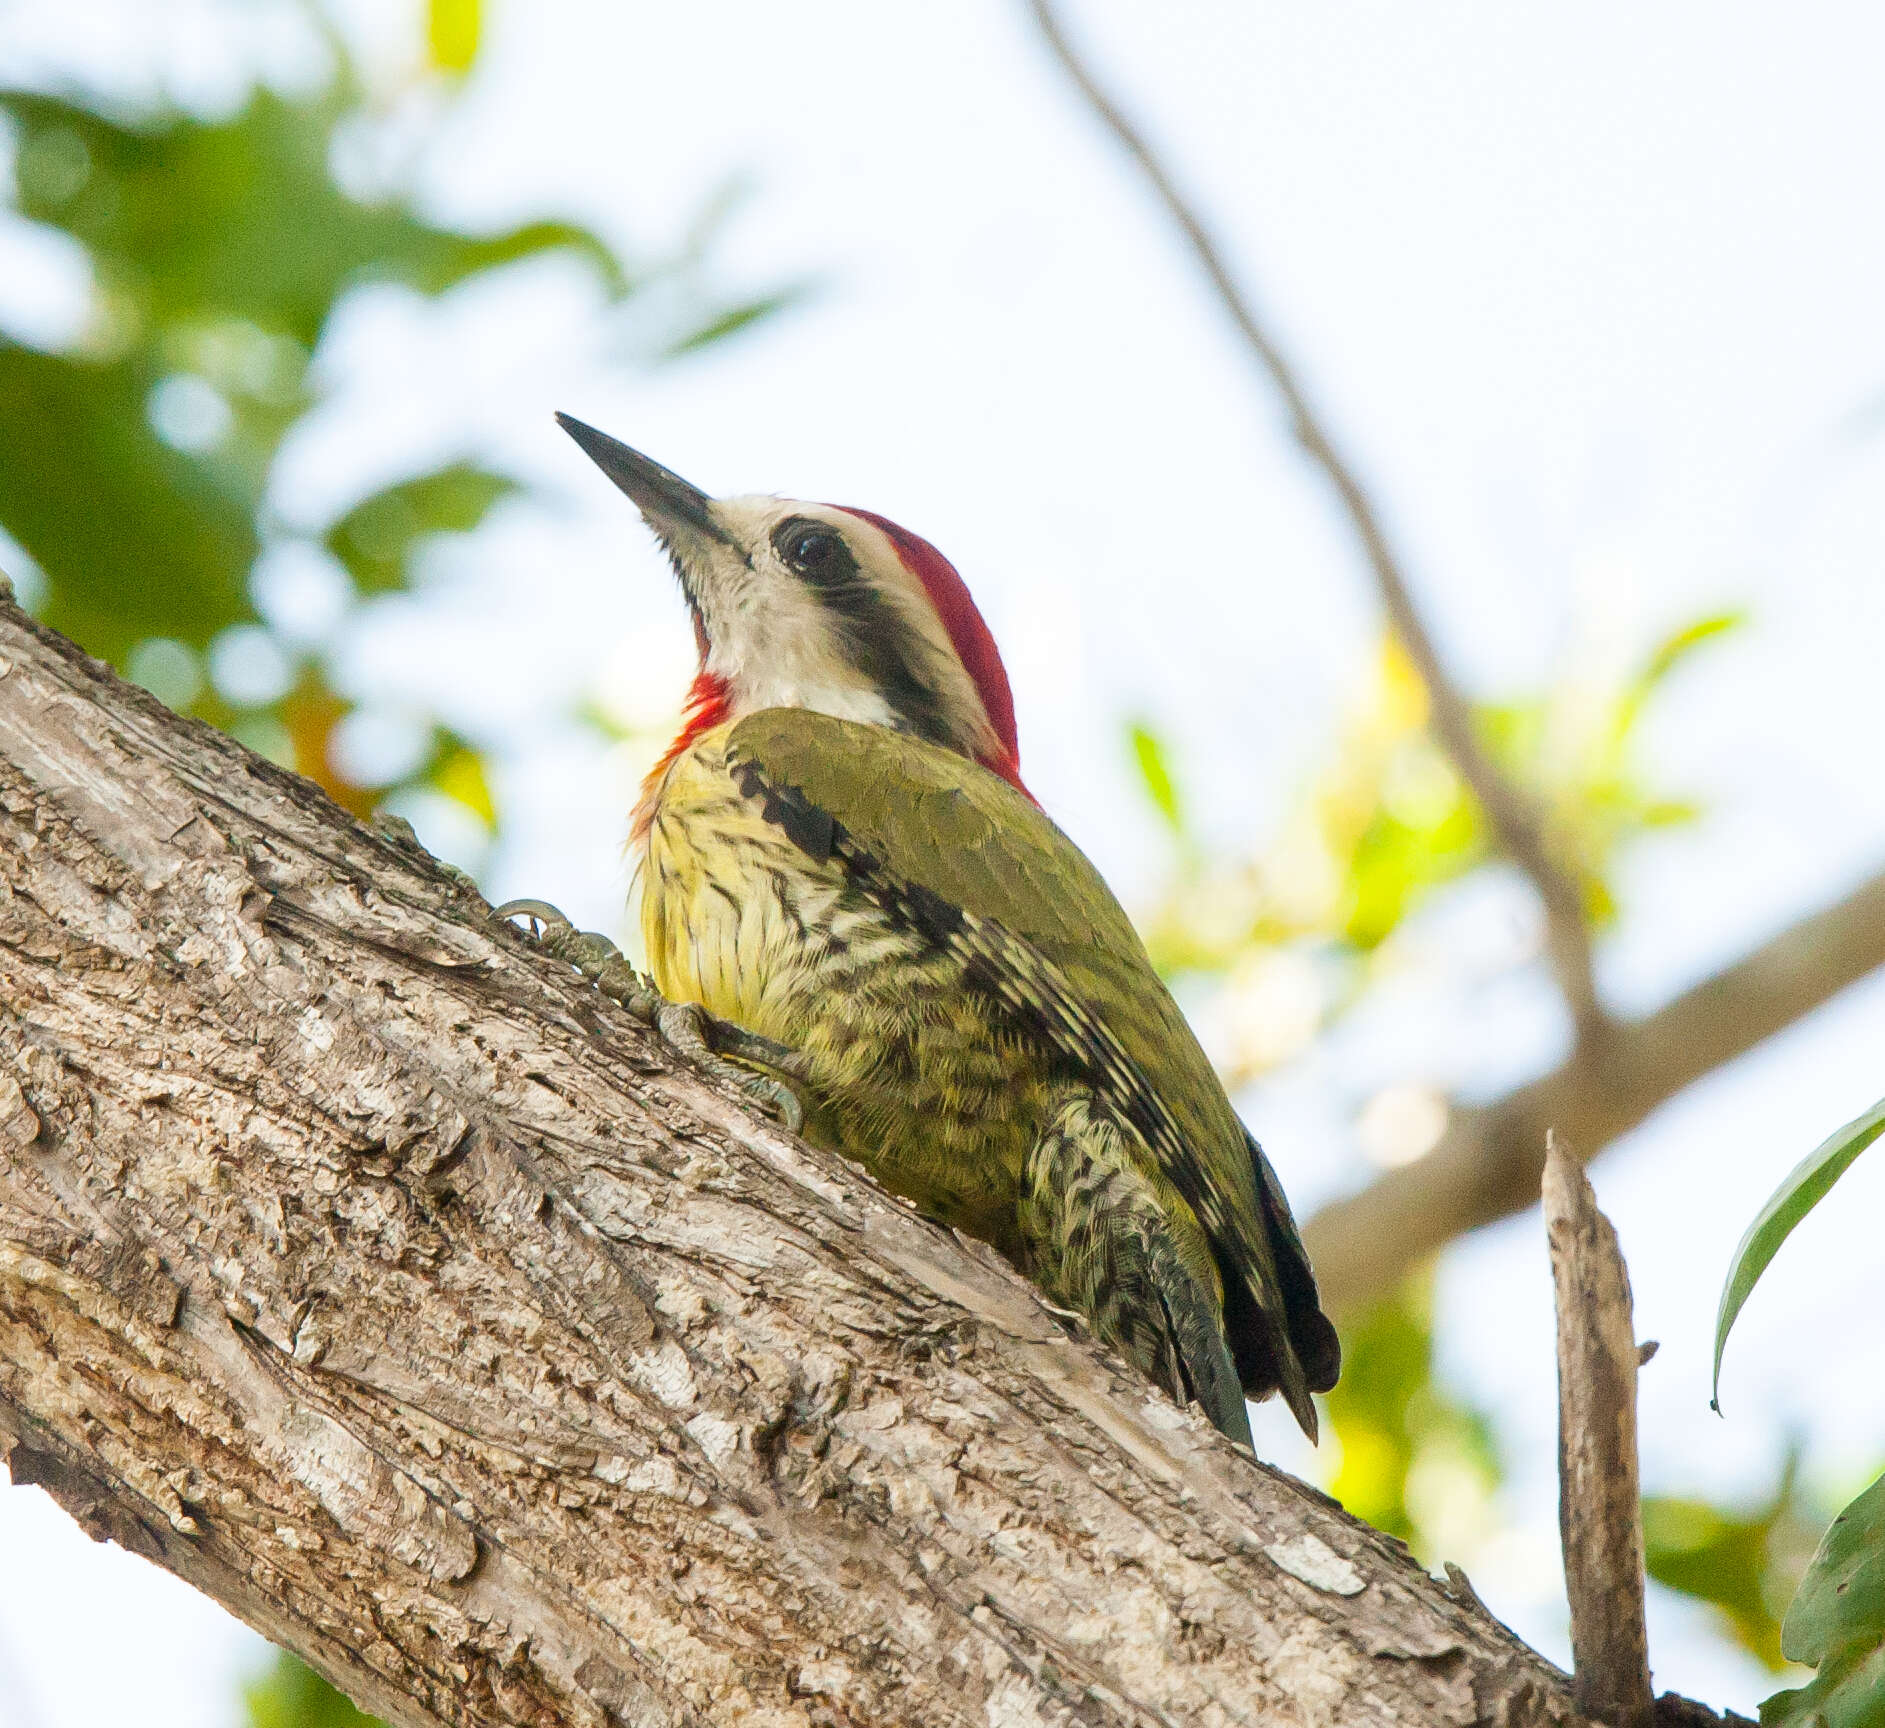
[1023,0,1606,1046]
[1545,1133,1654,1728]
[1304,863,1885,1315]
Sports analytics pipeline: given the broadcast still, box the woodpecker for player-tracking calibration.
[515,413,1340,1447]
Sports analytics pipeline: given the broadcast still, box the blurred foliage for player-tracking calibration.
[0,0,782,843]
[1644,1454,1826,1671]
[1135,618,1739,1087]
[1322,1277,1500,1557]
[245,1651,381,1728]
[0,55,583,827]
[1132,608,1830,1673]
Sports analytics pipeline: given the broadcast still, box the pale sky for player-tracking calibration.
[3,1,1885,1721]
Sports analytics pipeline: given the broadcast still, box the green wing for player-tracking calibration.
[726,708,1339,1429]
[729,708,1142,955]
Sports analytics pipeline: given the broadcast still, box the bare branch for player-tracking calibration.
[1305,864,1885,1315]
[1545,1134,1653,1728]
[1022,0,1606,1044]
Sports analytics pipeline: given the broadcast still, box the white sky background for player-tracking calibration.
[3,0,1885,1720]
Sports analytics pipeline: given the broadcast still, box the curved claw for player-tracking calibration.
[712,1024,815,1086]
[743,1073,805,1137]
[496,897,664,1021]
[495,898,573,934]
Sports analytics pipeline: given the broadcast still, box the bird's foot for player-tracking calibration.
[649,999,807,1136]
[495,898,807,1134]
[495,898,661,1016]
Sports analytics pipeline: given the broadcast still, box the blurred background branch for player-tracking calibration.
[1024,0,1607,1046]
[1306,863,1885,1314]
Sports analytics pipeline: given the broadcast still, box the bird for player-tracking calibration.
[502,412,1340,1448]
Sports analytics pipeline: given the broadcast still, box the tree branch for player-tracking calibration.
[0,599,1660,1728]
[1022,0,1606,1047]
[1544,1135,1653,1728]
[1304,863,1885,1315]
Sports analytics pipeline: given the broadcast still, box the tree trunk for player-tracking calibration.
[0,599,1699,1728]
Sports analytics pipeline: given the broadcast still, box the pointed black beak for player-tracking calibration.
[555,413,731,545]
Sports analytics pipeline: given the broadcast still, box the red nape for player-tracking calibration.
[835,507,1031,798]
[633,666,731,842]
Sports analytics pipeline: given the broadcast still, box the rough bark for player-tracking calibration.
[0,598,1739,1728]
[1543,1137,1653,1728]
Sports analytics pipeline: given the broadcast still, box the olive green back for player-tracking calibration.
[725,715,1266,1259]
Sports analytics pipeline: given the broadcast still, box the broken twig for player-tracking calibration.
[1544,1129,1654,1728]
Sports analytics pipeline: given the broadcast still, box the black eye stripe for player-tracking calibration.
[768,514,955,748]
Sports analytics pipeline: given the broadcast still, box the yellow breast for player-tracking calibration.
[631,714,1053,1249]
[637,722,837,1048]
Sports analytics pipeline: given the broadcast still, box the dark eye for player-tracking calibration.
[773,518,853,583]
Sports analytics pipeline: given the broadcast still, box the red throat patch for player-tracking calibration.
[836,507,1029,797]
[633,665,731,844]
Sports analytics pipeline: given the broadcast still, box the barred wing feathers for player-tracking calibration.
[726,708,1339,1434]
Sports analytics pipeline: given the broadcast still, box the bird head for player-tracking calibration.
[559,413,1026,796]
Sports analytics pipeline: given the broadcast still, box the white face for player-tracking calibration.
[670,494,1002,761]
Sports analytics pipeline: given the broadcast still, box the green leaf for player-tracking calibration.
[1713,1095,1885,1409]
[426,735,496,829]
[1639,798,1703,830]
[1761,1636,1885,1728]
[1783,1473,1885,1667]
[427,0,482,75]
[1128,720,1184,833]
[1640,609,1747,692]
[1340,787,1479,949]
[324,463,519,595]
[429,218,631,301]
[1616,610,1748,740]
